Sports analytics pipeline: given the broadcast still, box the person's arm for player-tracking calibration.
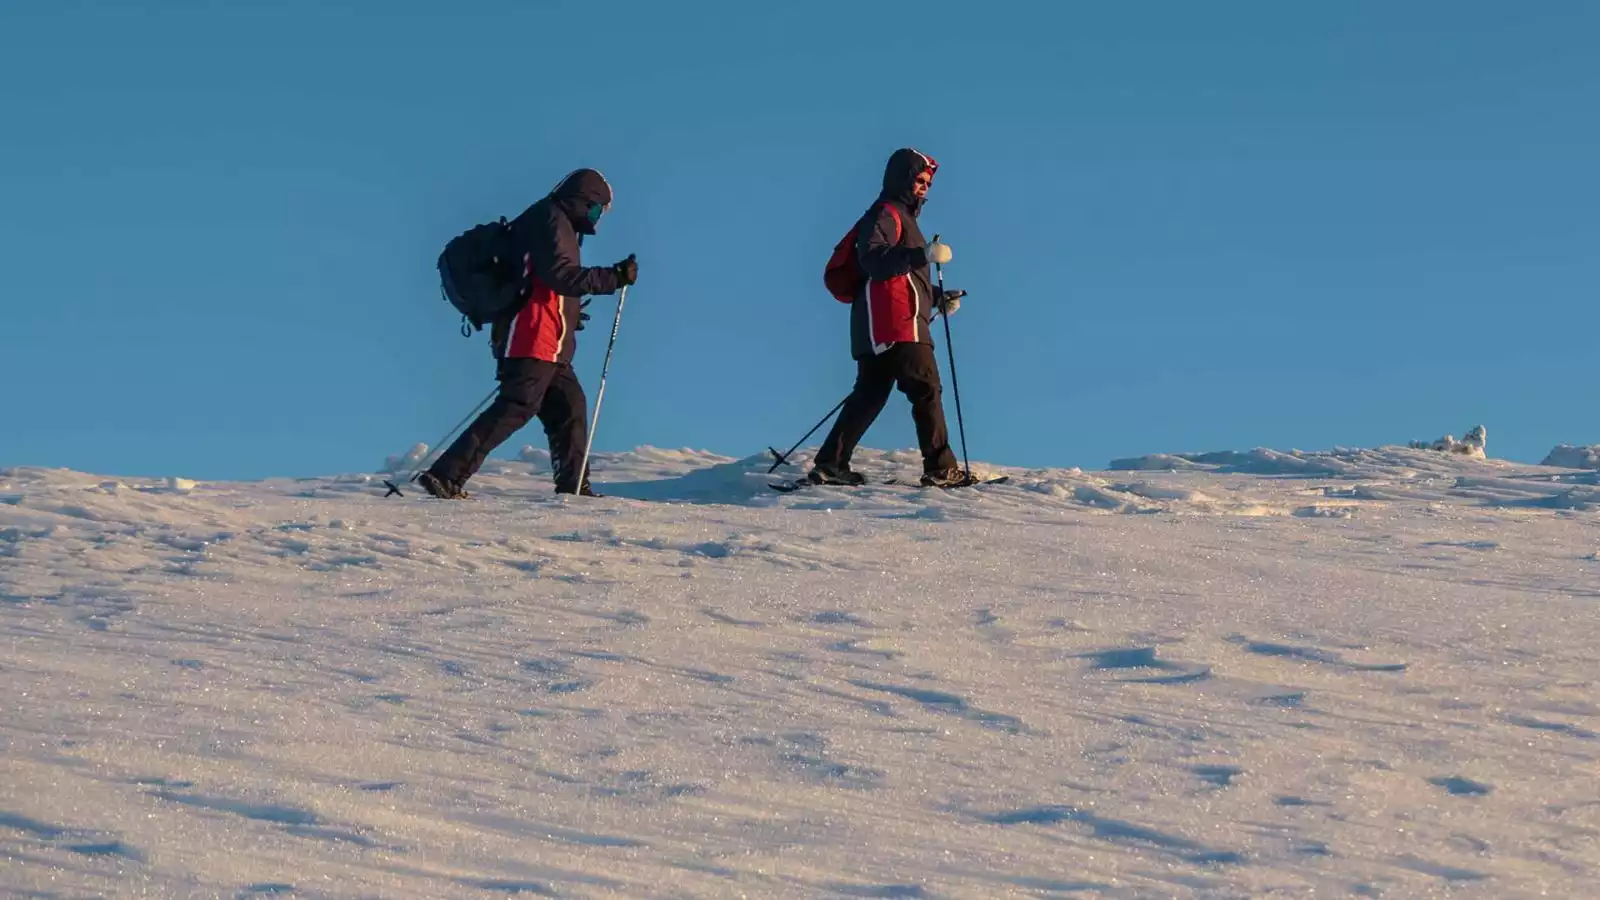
[520,207,621,296]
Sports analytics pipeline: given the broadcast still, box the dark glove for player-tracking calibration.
[612,254,638,288]
[935,288,966,316]
[576,298,592,330]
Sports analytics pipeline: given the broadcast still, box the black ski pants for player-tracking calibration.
[815,343,958,474]
[429,358,590,492]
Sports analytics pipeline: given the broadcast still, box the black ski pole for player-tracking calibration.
[930,233,971,480]
[577,282,629,492]
[767,395,848,473]
[384,385,499,497]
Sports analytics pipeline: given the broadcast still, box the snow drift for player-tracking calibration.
[1543,443,1600,470]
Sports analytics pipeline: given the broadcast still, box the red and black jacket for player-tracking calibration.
[849,148,939,360]
[492,169,621,365]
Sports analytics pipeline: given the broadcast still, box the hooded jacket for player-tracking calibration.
[849,148,939,359]
[494,169,621,363]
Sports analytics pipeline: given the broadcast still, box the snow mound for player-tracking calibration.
[1101,440,1600,513]
[1110,447,1357,476]
[1113,432,1493,478]
[1542,444,1600,469]
[380,442,429,474]
[1408,423,1487,458]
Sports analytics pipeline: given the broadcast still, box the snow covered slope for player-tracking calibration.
[3,445,1599,898]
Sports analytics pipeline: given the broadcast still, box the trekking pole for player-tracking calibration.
[767,395,849,473]
[930,233,971,479]
[383,385,499,497]
[577,283,628,492]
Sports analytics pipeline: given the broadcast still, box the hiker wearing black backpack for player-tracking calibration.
[421,168,638,499]
[810,148,972,488]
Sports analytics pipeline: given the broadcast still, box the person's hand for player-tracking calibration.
[612,254,638,287]
[936,288,966,316]
[926,241,952,265]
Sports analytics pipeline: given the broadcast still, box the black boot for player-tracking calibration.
[418,470,469,499]
[556,480,604,498]
[807,461,867,486]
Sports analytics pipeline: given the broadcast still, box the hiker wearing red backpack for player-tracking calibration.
[811,148,971,488]
[420,169,638,500]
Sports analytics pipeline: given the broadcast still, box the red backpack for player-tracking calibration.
[823,204,901,303]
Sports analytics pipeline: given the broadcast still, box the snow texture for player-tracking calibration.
[3,442,1599,898]
[1114,427,1492,479]
[1544,444,1600,470]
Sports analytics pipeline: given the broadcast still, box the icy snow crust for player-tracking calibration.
[3,444,1599,898]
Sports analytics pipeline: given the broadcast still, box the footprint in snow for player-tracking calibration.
[1430,776,1492,797]
[1080,646,1212,685]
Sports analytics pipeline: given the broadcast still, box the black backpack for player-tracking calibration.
[437,217,525,335]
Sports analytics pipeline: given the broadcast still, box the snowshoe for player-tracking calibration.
[920,467,979,488]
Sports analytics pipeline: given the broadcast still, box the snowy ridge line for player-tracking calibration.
[14,440,1598,518]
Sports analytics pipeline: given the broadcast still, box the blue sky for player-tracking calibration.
[3,1,1597,480]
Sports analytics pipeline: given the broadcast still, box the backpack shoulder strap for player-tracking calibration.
[858,201,904,246]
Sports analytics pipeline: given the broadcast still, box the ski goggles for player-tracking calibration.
[586,201,611,225]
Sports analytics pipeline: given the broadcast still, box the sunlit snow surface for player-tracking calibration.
[3,444,1598,898]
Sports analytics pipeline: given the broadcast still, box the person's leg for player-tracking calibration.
[536,364,594,494]
[892,344,959,476]
[425,359,555,495]
[811,352,897,482]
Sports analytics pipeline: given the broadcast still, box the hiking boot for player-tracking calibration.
[920,467,976,488]
[807,462,866,486]
[417,470,468,499]
[556,480,604,498]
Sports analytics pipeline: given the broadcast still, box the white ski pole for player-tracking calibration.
[577,283,628,491]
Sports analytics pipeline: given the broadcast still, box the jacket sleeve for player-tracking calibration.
[518,208,621,297]
[856,203,927,281]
